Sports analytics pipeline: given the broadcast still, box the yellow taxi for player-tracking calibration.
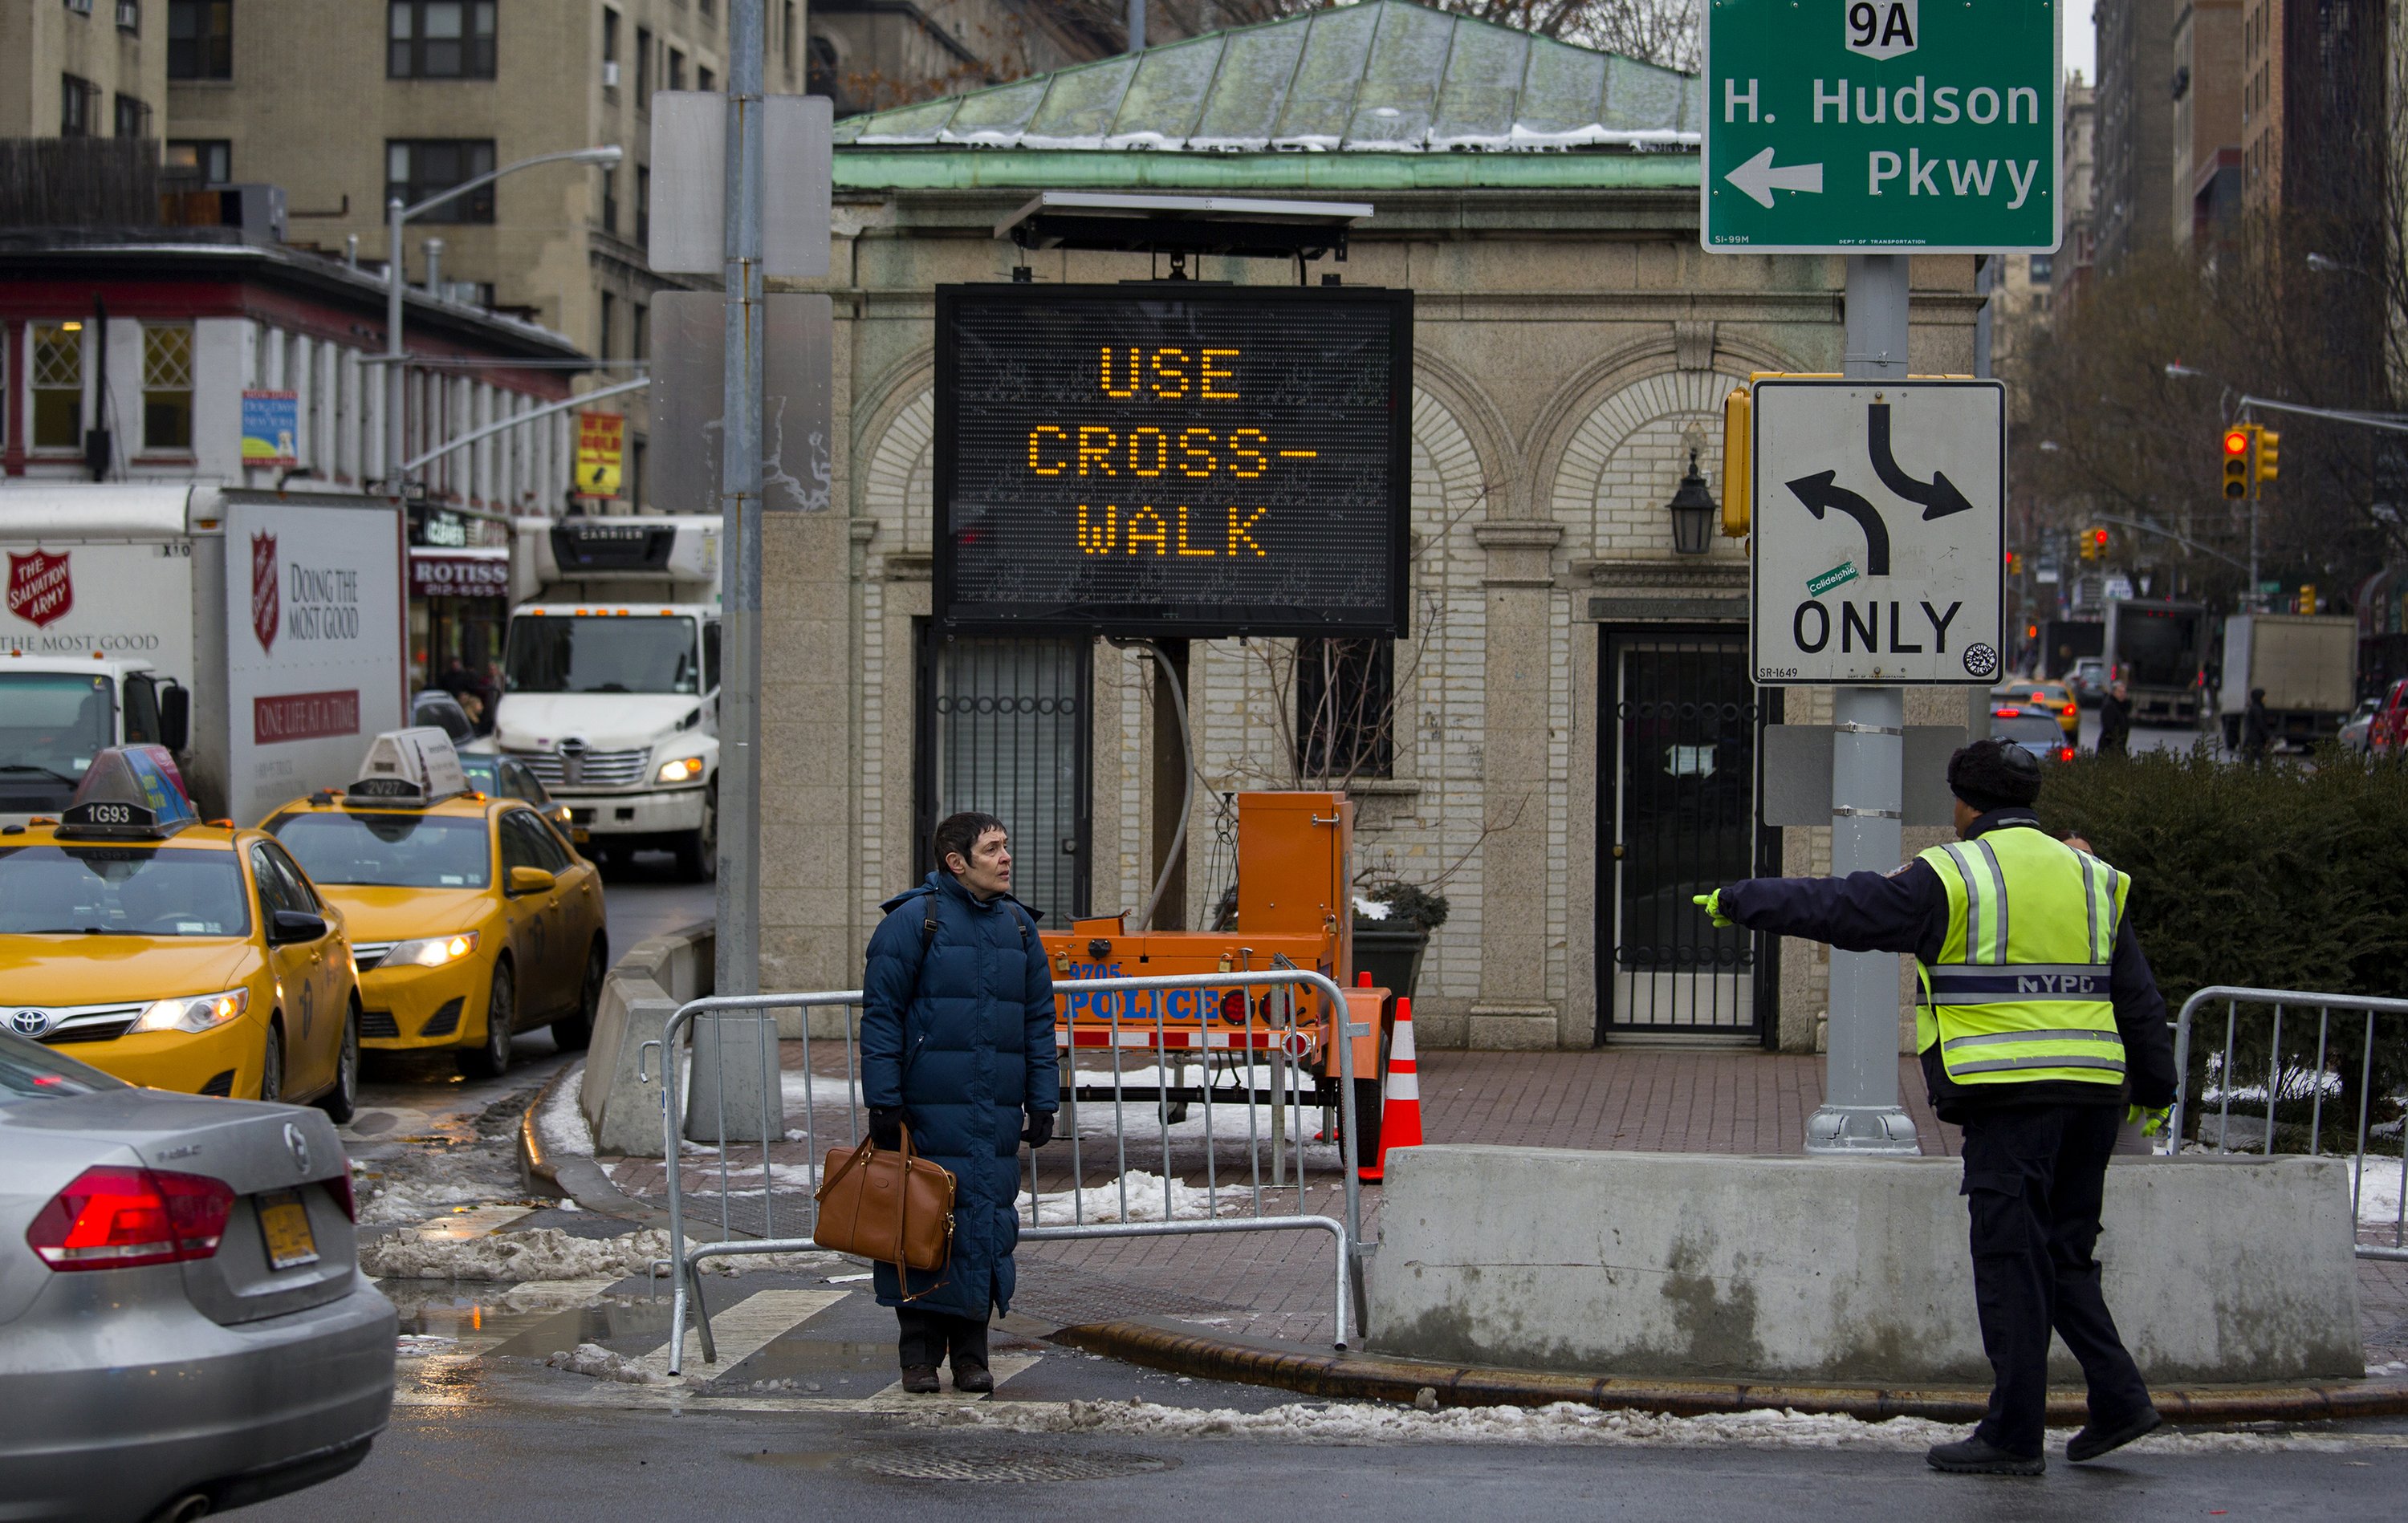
[0,748,360,1116]
[262,729,607,1079]
[1991,677,2081,739]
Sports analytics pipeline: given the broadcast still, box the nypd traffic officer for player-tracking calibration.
[1697,737,2178,1476]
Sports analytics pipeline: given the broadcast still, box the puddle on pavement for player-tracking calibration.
[385,1281,669,1359]
[482,1301,677,1359]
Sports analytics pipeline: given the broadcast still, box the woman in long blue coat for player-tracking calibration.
[859,811,1060,1393]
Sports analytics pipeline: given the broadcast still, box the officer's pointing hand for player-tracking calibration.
[1693,890,1735,930]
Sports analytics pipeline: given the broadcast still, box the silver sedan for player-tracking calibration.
[0,1033,395,1522]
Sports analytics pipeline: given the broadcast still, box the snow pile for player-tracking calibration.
[394,1334,459,1358]
[545,1342,677,1386]
[1015,1170,1240,1225]
[2345,1154,2405,1229]
[361,1225,844,1281]
[779,1072,865,1111]
[923,1398,2402,1454]
[358,1175,515,1225]
[536,1070,596,1160]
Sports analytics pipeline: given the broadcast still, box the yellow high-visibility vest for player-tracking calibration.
[1913,826,2129,1088]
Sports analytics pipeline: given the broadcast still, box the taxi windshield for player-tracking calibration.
[268,810,491,889]
[504,615,698,695]
[0,844,250,937]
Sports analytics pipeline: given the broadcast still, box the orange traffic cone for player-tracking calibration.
[1358,997,1423,1182]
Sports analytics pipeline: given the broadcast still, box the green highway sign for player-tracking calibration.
[1702,0,2062,254]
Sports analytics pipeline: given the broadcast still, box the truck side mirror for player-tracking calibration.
[160,683,191,753]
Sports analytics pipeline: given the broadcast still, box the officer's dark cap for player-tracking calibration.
[1947,737,2044,813]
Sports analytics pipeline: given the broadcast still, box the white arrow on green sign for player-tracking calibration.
[1702,0,2063,254]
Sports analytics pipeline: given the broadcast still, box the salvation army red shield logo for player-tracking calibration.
[250,532,280,652]
[6,550,71,628]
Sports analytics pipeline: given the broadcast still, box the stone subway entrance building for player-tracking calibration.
[759,3,1979,1052]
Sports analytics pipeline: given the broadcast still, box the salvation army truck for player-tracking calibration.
[0,485,406,827]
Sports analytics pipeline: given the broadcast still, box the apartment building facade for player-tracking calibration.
[1,0,168,142]
[2172,0,2244,252]
[2093,0,2182,269]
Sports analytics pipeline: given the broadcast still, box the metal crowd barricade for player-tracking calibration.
[2170,985,2408,1263]
[645,968,1370,1376]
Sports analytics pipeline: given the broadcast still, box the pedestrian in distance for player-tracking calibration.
[2242,687,2274,763]
[860,811,1060,1395]
[1694,738,2178,1476]
[2097,680,2132,757]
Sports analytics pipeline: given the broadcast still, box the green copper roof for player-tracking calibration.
[831,2,1702,156]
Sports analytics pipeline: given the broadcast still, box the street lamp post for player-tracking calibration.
[384,144,623,495]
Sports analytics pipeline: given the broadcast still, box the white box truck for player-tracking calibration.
[492,515,722,879]
[2218,612,2357,750]
[0,485,406,826]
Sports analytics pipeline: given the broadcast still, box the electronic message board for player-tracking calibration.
[933,284,1412,637]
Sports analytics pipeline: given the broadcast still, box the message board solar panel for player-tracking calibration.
[934,284,1412,636]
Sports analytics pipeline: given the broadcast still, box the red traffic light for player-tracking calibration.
[2091,529,2108,546]
[2223,428,2252,457]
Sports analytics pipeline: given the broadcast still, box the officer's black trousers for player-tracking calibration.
[1958,1102,2153,1456]
[896,1307,989,1373]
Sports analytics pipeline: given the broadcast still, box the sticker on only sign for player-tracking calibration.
[1748,379,2004,686]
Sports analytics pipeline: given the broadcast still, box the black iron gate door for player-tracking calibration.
[1599,632,1771,1038]
[915,630,1092,925]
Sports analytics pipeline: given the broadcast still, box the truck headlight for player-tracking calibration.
[383,932,479,969]
[131,989,249,1034]
[657,755,707,783]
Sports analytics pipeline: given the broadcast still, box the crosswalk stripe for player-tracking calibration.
[643,1287,846,1378]
[857,1351,1039,1407]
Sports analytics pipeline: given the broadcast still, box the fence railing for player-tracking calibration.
[2171,985,2408,1263]
[643,968,1371,1375]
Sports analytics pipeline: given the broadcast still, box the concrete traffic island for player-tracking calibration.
[1048,1144,2405,1425]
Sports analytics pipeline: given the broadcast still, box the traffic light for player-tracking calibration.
[2222,426,2254,499]
[2004,550,2022,575]
[2255,427,2280,484]
[1720,386,1751,537]
[2300,584,2318,615]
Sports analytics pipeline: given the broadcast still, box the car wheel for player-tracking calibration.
[317,1003,360,1124]
[552,940,604,1052]
[259,1021,285,1103]
[674,781,718,883]
[458,961,515,1080]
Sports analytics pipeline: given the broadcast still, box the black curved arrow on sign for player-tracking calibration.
[1787,471,1891,575]
[1869,402,1975,520]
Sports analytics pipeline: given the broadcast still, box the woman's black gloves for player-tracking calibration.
[1022,1112,1055,1148]
[868,1105,905,1151]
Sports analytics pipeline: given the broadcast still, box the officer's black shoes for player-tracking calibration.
[1926,1436,2046,1476]
[951,1362,995,1394]
[901,1364,942,1395]
[2067,1406,2163,1462]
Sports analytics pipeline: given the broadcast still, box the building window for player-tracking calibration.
[698,65,714,92]
[635,163,649,246]
[167,0,234,79]
[631,436,646,511]
[668,47,685,90]
[113,93,153,138]
[600,164,617,234]
[632,301,647,360]
[165,138,232,181]
[30,323,84,451]
[387,139,496,222]
[598,292,615,359]
[60,75,97,136]
[698,0,714,19]
[1296,638,1395,780]
[63,0,95,15]
[601,6,619,89]
[2028,254,2053,283]
[142,325,194,453]
[636,26,652,101]
[781,2,795,63]
[388,0,497,79]
[116,1,141,32]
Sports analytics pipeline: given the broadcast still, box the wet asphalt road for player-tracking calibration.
[246,1400,2408,1523]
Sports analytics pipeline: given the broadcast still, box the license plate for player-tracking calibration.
[256,1191,320,1270]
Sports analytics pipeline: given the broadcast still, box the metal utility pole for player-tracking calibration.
[1804,254,1920,1156]
[386,196,406,489]
[717,0,765,1002]
[1128,0,1145,52]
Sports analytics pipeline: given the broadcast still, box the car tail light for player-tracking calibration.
[323,1171,358,1222]
[2058,747,2076,762]
[1993,708,2024,719]
[2062,703,2077,718]
[24,1166,234,1271]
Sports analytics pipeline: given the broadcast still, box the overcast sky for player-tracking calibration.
[2064,0,2095,81]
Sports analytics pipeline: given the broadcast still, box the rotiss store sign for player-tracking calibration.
[934,285,1412,637]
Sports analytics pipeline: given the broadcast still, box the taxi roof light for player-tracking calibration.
[54,748,198,841]
[348,728,470,807]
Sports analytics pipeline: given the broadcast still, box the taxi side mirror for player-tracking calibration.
[507,866,557,896]
[270,909,328,945]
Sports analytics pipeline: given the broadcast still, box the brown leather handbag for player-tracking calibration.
[812,1124,956,1281]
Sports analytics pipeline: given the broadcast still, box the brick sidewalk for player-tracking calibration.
[602,1044,2404,1368]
